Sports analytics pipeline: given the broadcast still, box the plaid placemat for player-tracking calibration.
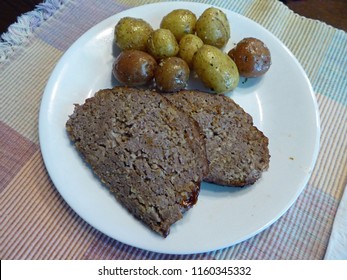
[1,0,346,259]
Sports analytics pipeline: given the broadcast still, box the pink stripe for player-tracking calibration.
[0,122,38,192]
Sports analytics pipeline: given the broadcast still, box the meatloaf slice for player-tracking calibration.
[165,90,270,186]
[66,87,208,237]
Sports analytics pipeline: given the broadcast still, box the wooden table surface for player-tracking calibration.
[1,0,347,34]
[284,0,347,31]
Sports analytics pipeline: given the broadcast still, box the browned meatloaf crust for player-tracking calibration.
[66,87,209,237]
[165,90,270,186]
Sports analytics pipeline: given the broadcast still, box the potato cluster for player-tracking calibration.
[113,7,271,93]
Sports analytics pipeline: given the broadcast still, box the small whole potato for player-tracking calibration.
[114,17,153,51]
[160,9,197,41]
[147,29,179,60]
[178,34,204,68]
[193,45,239,93]
[155,57,190,92]
[228,37,271,77]
[195,7,230,49]
[113,50,157,86]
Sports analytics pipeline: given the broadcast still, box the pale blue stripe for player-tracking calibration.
[313,30,347,106]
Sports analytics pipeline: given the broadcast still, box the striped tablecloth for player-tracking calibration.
[1,0,346,260]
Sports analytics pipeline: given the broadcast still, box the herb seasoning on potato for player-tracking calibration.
[155,57,190,92]
[195,7,230,49]
[147,29,179,60]
[114,17,153,51]
[160,9,197,41]
[228,37,271,77]
[113,50,157,86]
[193,45,239,93]
[178,34,204,69]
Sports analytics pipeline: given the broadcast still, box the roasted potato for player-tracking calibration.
[113,50,157,86]
[147,29,179,60]
[178,34,204,69]
[114,17,153,51]
[195,7,230,48]
[228,37,271,77]
[160,9,197,41]
[193,45,239,93]
[155,57,190,92]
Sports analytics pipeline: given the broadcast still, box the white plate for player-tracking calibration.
[39,1,320,254]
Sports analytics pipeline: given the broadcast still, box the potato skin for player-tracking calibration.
[178,34,204,69]
[228,37,271,77]
[160,9,197,41]
[113,50,157,86]
[195,7,230,49]
[114,17,153,51]
[147,29,179,60]
[155,57,190,92]
[193,45,239,93]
